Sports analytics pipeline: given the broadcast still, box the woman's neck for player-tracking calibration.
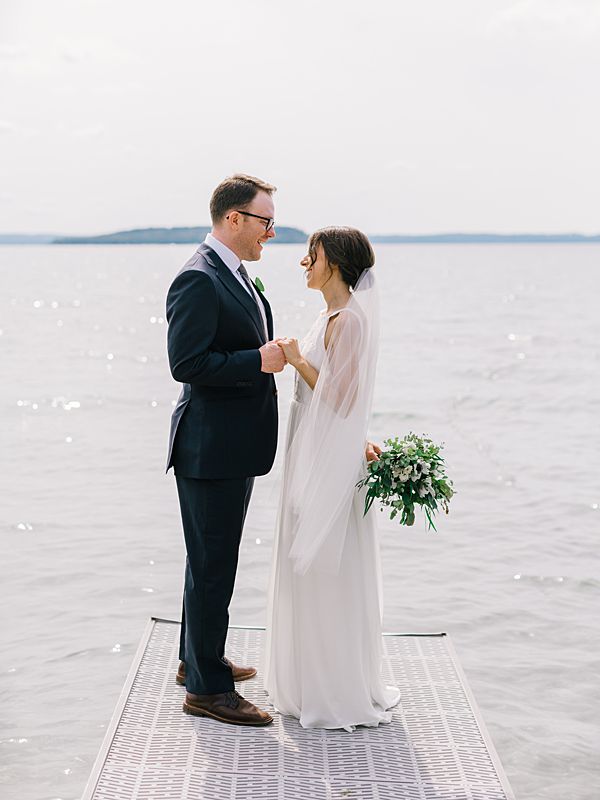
[321,280,351,314]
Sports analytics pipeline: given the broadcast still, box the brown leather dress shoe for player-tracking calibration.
[224,656,257,681]
[176,657,257,686]
[183,690,273,726]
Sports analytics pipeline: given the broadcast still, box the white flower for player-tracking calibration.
[417,476,434,498]
[418,460,430,475]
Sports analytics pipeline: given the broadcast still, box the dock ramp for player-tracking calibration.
[82,618,515,799]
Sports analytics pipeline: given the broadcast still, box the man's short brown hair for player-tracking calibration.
[210,173,277,225]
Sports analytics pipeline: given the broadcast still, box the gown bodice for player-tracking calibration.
[292,312,331,405]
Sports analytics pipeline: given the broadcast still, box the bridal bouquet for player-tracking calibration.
[357,433,455,530]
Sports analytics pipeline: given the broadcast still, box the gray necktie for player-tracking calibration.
[237,263,258,302]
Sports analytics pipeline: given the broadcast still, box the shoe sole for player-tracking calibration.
[182,701,273,726]
[176,669,257,686]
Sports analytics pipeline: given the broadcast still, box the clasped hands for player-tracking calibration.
[259,337,301,374]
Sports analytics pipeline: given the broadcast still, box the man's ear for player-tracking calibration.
[225,211,240,231]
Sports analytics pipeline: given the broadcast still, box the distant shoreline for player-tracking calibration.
[1,227,600,245]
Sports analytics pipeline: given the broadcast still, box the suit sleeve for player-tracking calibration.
[166,270,262,386]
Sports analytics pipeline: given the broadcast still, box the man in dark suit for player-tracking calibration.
[166,174,285,726]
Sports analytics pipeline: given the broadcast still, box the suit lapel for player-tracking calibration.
[256,287,273,340]
[199,244,267,343]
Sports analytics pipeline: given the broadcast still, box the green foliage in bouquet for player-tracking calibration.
[357,433,455,530]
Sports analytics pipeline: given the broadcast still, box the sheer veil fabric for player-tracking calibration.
[264,270,400,732]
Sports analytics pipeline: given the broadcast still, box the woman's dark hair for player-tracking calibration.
[210,173,277,224]
[308,226,375,289]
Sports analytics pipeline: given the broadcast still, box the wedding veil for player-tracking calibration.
[286,268,380,575]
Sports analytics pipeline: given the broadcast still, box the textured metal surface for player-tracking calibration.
[82,619,515,800]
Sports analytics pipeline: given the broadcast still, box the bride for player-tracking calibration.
[264,226,400,732]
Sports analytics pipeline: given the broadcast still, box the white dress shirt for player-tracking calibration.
[204,233,268,339]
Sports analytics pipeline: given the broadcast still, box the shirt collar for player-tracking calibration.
[204,232,241,274]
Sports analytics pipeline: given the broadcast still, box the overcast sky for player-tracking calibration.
[1,0,599,235]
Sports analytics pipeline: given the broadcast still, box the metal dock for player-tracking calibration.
[82,618,515,799]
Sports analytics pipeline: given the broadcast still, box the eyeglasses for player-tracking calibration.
[227,210,275,232]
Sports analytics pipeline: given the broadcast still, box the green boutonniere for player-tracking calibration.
[254,276,265,293]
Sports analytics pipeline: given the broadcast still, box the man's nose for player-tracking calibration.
[267,226,276,240]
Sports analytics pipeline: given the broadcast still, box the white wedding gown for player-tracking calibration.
[264,309,400,732]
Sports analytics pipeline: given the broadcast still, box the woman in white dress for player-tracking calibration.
[264,227,400,732]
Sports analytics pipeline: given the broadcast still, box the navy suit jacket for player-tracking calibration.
[166,243,278,479]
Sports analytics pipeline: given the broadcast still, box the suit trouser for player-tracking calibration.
[175,475,254,695]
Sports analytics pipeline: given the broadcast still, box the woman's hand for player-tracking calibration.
[277,337,303,368]
[365,441,382,463]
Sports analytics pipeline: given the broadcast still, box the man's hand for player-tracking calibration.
[260,340,286,373]
[365,441,382,463]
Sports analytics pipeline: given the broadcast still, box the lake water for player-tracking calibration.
[1,243,599,800]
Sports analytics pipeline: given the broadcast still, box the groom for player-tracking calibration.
[166,174,285,726]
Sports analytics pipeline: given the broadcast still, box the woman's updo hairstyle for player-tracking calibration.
[308,226,374,289]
